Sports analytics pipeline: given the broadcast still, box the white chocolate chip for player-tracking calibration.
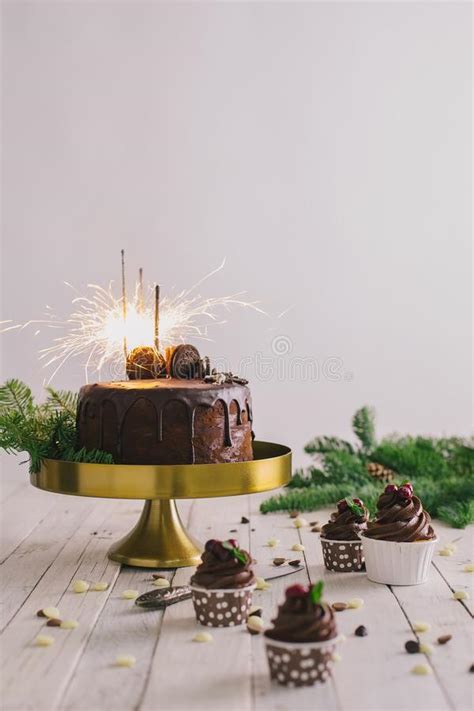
[255,577,271,591]
[413,621,430,633]
[115,654,136,667]
[72,580,90,594]
[445,543,457,552]
[266,538,280,547]
[339,634,347,643]
[463,563,474,573]
[35,635,55,647]
[152,578,170,589]
[419,643,433,656]
[193,632,213,643]
[332,652,342,662]
[291,543,305,552]
[453,590,469,600]
[42,607,61,619]
[60,619,79,630]
[348,598,364,609]
[438,548,453,557]
[293,517,309,528]
[247,615,265,633]
[91,582,109,591]
[411,664,431,675]
[122,590,139,600]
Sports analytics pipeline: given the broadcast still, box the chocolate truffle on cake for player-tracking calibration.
[126,346,166,380]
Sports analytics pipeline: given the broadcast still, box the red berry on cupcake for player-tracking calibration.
[384,484,398,494]
[285,584,309,599]
[337,499,349,512]
[397,485,413,500]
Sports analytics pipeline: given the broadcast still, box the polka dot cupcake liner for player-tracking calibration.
[190,584,256,627]
[265,636,341,687]
[320,537,365,572]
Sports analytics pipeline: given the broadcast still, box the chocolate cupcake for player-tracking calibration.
[190,539,255,627]
[264,581,341,687]
[320,497,368,572]
[362,483,437,585]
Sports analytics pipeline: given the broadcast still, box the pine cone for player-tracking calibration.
[367,461,395,483]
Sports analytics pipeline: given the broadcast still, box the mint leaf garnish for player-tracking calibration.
[311,581,324,605]
[345,497,365,518]
[222,540,247,565]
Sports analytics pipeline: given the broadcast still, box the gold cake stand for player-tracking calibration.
[30,441,291,569]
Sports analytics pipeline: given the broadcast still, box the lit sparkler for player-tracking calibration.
[1,260,265,382]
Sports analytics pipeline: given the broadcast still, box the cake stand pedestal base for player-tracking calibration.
[31,441,291,569]
[108,499,202,568]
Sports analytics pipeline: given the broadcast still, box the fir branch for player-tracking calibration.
[0,380,34,418]
[352,406,376,453]
[260,406,474,529]
[44,387,79,417]
[305,436,354,457]
[0,379,114,473]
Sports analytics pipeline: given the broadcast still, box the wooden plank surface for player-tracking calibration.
[0,462,472,711]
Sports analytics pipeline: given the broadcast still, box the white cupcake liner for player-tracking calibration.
[362,535,438,585]
[320,537,364,572]
[190,583,256,627]
[264,635,342,687]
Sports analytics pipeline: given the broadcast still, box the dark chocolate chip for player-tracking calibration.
[46,618,62,627]
[241,517,250,524]
[229,529,238,533]
[273,558,286,566]
[469,664,474,673]
[332,602,349,612]
[289,511,300,518]
[152,574,167,580]
[36,609,47,618]
[437,634,452,645]
[355,625,368,637]
[288,559,301,567]
[405,640,420,654]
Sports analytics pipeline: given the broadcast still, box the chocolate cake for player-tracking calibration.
[76,378,253,465]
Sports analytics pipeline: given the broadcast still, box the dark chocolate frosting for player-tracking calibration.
[321,501,369,541]
[364,489,435,542]
[77,378,253,465]
[265,590,337,644]
[190,541,255,590]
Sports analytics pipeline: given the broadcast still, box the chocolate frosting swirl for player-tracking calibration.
[190,548,255,590]
[365,491,435,542]
[321,504,369,541]
[265,596,337,644]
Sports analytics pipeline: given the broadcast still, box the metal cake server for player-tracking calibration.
[135,564,304,609]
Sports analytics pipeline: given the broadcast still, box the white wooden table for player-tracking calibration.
[1,459,472,711]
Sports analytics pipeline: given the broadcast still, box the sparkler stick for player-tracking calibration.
[121,249,127,361]
[154,285,160,352]
[139,268,144,312]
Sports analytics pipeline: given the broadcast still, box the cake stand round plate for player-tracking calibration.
[30,441,291,569]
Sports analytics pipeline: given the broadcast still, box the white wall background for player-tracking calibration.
[1,1,472,468]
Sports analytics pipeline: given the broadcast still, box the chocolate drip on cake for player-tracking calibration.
[76,379,253,465]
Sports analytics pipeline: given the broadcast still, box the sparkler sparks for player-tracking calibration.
[1,261,265,382]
